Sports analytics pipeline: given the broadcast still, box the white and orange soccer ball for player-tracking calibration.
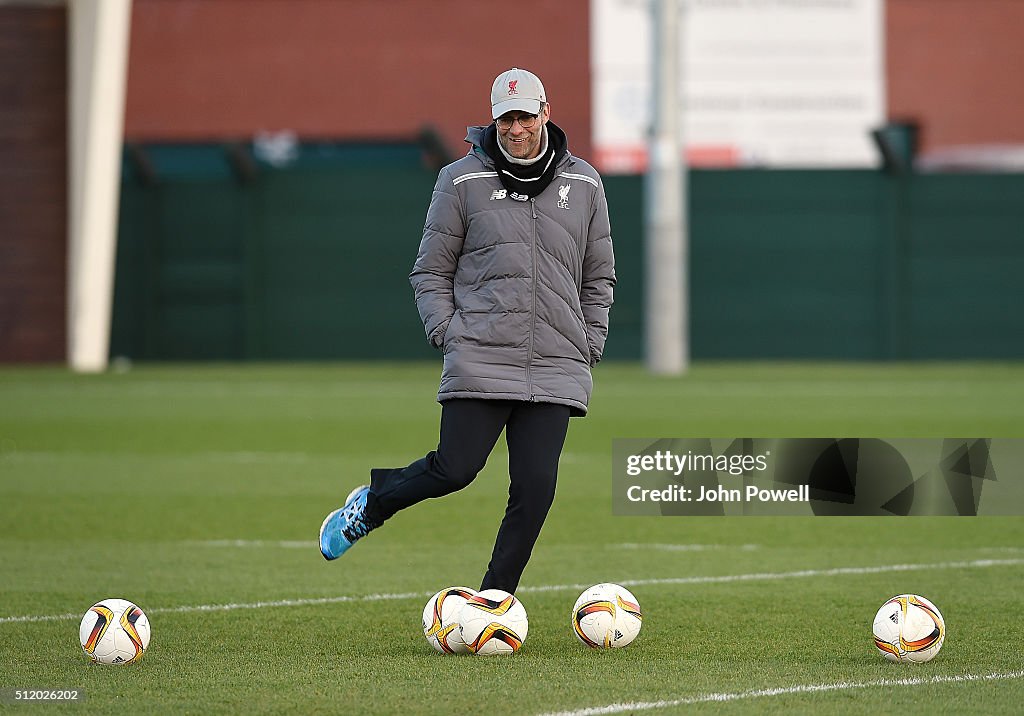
[457,589,528,656]
[571,583,643,649]
[422,586,477,654]
[79,598,151,665]
[872,594,945,663]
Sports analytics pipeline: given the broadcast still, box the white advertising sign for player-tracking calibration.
[591,0,885,172]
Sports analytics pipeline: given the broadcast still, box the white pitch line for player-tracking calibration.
[0,591,434,625]
[614,543,760,552]
[2,558,1022,626]
[536,670,1024,716]
[192,540,313,549]
[194,541,753,551]
[519,558,1024,594]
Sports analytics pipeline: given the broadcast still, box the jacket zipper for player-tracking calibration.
[526,198,538,400]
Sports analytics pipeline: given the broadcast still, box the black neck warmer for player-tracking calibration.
[481,121,568,201]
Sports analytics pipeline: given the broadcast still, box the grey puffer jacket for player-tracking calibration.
[410,125,615,416]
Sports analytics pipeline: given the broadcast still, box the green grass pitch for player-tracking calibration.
[1,362,1023,714]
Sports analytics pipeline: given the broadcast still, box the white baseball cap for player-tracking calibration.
[490,68,547,119]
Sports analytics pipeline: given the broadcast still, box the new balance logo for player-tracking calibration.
[490,189,507,200]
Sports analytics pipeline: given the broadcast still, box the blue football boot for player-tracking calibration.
[319,485,380,560]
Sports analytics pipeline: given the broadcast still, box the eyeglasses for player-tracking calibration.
[495,113,539,130]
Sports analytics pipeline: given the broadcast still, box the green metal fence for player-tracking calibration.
[111,145,1024,361]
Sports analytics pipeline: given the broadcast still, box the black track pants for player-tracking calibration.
[368,398,571,594]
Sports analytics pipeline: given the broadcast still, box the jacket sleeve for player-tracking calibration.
[410,167,465,348]
[581,178,616,364]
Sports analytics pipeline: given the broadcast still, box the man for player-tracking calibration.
[319,68,615,594]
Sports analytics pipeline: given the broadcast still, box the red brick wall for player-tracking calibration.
[887,0,1024,153]
[125,1,1024,160]
[124,0,594,160]
[0,6,66,362]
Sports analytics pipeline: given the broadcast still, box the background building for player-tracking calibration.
[2,0,1023,363]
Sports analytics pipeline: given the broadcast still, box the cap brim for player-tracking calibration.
[491,98,543,119]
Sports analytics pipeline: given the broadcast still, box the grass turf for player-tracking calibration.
[0,362,1022,714]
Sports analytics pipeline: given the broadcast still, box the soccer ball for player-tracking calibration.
[872,594,945,663]
[79,598,151,665]
[457,589,528,655]
[422,586,476,654]
[571,583,642,648]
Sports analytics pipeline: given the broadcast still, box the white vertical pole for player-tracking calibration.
[644,0,688,375]
[68,0,133,373]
